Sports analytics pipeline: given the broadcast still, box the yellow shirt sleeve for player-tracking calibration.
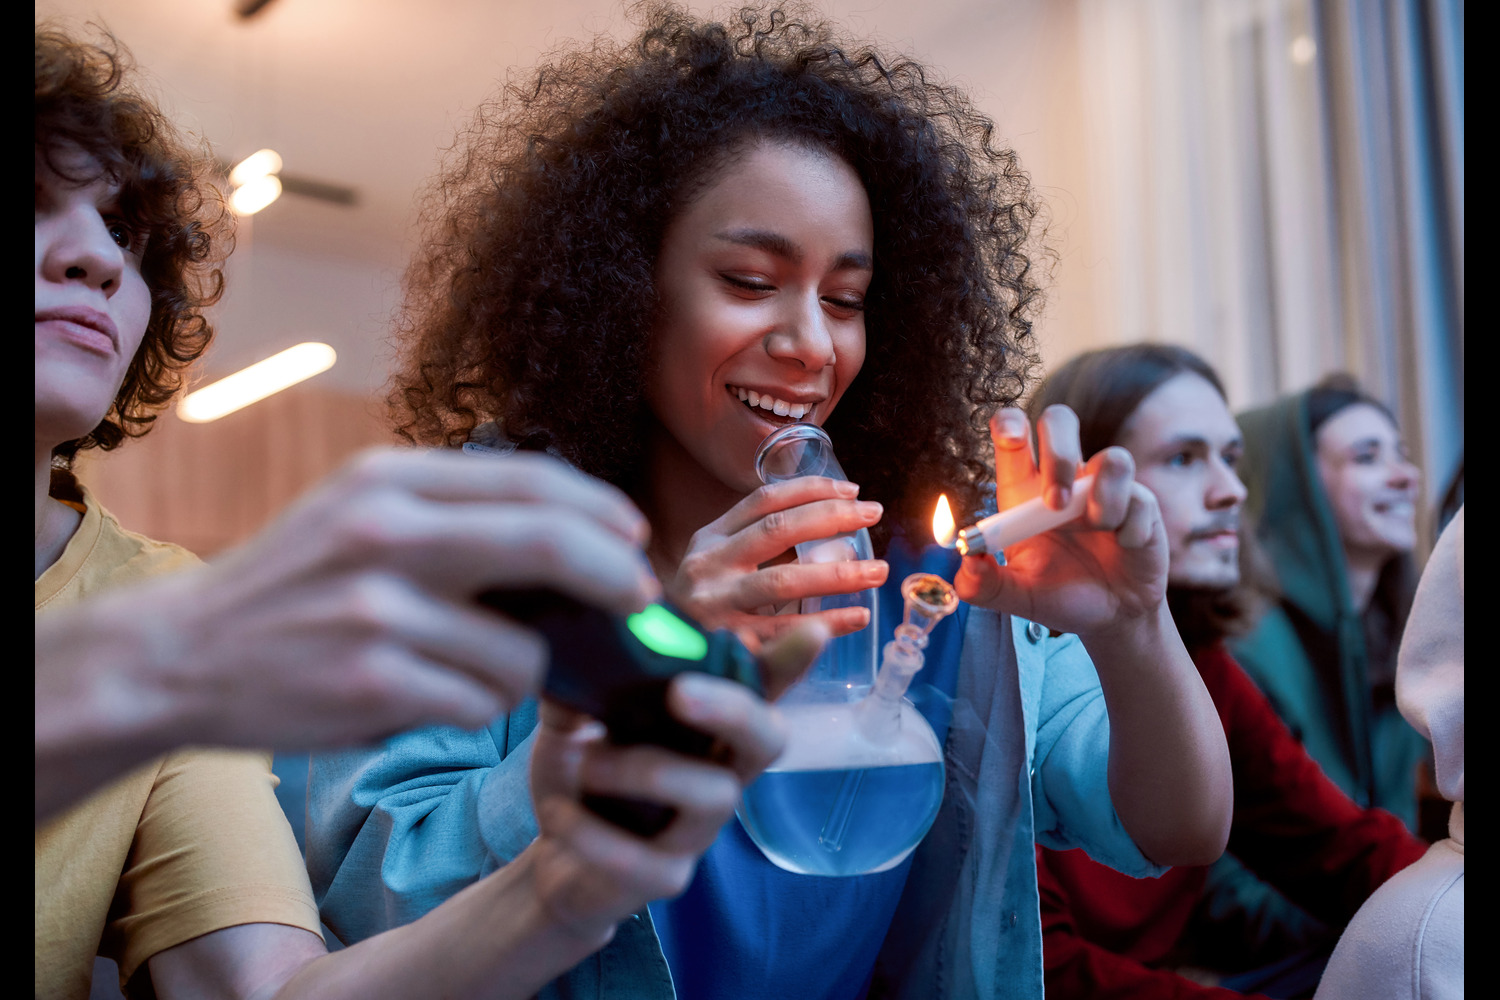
[36,488,323,997]
[100,748,323,984]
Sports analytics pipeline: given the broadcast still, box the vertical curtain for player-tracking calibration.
[1076,0,1462,532]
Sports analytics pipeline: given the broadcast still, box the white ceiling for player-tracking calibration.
[38,0,1044,267]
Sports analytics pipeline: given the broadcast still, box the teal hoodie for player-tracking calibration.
[1191,389,1428,971]
[1229,389,1425,823]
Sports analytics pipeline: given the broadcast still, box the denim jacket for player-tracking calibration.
[308,609,1164,1000]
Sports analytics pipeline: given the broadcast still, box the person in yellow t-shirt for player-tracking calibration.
[36,24,816,1000]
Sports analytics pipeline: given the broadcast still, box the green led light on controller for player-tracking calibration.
[626,605,709,661]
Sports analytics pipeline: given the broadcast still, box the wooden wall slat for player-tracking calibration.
[75,384,397,559]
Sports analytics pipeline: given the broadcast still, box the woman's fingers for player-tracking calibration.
[1082,446,1136,531]
[953,552,1007,608]
[1115,482,1162,550]
[530,794,698,925]
[750,620,831,700]
[1035,405,1083,510]
[732,606,872,646]
[732,557,888,608]
[720,498,883,567]
[667,673,788,781]
[990,408,1040,511]
[712,476,861,537]
[561,674,783,852]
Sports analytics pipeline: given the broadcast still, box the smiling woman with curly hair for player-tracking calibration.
[312,5,1235,999]
[391,2,1044,551]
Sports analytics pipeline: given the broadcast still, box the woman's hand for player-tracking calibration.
[526,629,818,945]
[957,406,1231,865]
[661,477,887,648]
[955,406,1170,641]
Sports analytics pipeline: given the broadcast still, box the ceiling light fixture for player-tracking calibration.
[227,148,285,216]
[229,148,283,187]
[178,342,338,423]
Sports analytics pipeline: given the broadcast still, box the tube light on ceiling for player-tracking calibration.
[228,148,284,216]
[178,342,337,423]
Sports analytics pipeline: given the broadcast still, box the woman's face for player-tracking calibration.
[648,140,873,497]
[35,147,152,449]
[1315,402,1421,559]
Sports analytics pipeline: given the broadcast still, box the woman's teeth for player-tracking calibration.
[732,386,809,420]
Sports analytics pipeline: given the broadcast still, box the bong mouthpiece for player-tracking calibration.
[896,573,960,644]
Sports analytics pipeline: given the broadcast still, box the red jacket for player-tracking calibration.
[1037,642,1427,999]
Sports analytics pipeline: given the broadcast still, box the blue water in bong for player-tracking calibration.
[738,761,945,876]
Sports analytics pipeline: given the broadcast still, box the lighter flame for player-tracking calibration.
[932,494,957,548]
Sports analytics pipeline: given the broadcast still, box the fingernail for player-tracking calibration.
[672,673,714,714]
[859,501,883,519]
[865,560,889,582]
[836,480,860,497]
[994,411,1026,439]
[637,565,662,607]
[1046,485,1071,510]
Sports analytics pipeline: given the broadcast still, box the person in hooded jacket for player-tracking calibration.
[1230,374,1426,824]
[1313,506,1463,1000]
[1188,376,1434,963]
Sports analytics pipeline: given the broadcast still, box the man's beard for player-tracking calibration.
[1166,583,1243,651]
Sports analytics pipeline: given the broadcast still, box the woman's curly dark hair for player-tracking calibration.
[393,2,1047,552]
[36,24,233,469]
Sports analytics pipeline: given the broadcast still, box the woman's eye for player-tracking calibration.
[721,274,772,293]
[1167,452,1194,467]
[822,295,866,314]
[107,220,138,252]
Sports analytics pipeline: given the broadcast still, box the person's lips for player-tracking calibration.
[1187,522,1240,547]
[1371,497,1416,518]
[726,383,828,425]
[36,306,119,354]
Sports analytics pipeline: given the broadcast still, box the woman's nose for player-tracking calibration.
[764,293,836,370]
[1389,455,1420,490]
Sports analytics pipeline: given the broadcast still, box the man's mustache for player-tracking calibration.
[1186,515,1240,541]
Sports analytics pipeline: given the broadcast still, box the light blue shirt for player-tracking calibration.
[308,607,1164,999]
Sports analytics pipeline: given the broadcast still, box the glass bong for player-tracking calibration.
[736,423,955,876]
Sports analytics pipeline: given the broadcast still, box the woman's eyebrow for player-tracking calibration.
[713,228,873,271]
[714,228,801,261]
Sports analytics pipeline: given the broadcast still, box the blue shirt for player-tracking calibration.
[647,540,967,1000]
[307,545,1164,999]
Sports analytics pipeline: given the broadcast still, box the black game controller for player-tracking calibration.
[477,587,763,837]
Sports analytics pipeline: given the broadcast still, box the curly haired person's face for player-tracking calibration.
[1315,403,1420,560]
[1117,373,1248,590]
[35,148,152,448]
[649,141,873,496]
